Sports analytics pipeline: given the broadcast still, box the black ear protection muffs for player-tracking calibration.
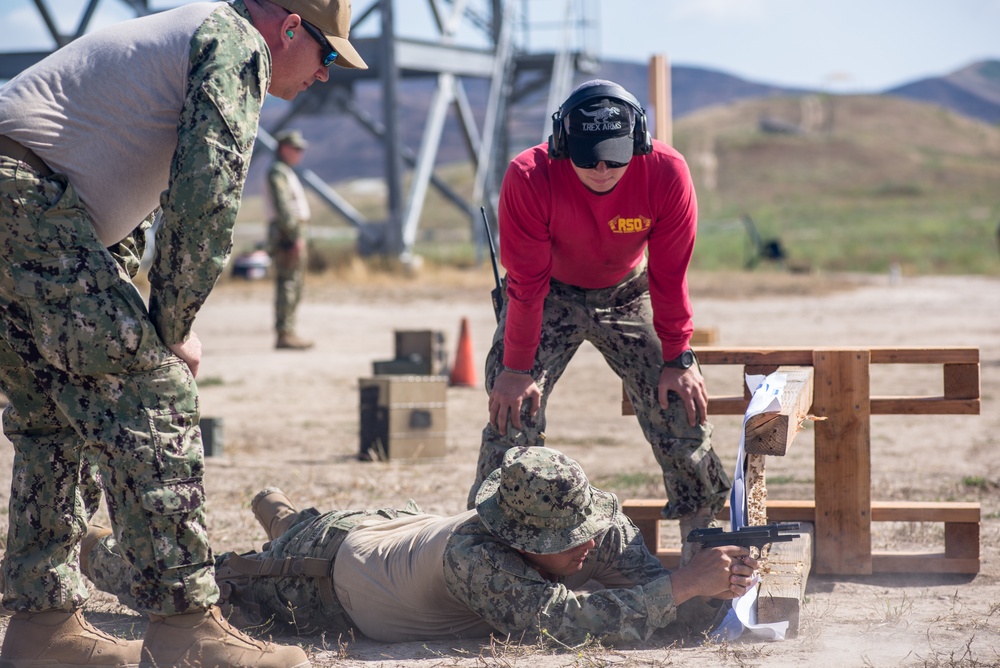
[547,82,653,160]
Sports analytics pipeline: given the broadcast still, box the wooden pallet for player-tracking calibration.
[621,498,980,574]
[621,347,981,575]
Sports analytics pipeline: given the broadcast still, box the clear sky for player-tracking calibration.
[597,0,1000,92]
[3,0,999,93]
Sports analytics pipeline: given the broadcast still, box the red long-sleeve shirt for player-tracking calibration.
[498,139,697,370]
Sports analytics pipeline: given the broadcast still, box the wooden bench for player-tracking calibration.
[621,347,982,576]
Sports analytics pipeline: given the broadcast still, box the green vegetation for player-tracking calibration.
[691,204,999,275]
[673,95,1000,275]
[766,474,811,486]
[240,94,1000,276]
[962,476,998,491]
[590,471,663,498]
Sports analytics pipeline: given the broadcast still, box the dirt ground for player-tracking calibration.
[0,266,998,667]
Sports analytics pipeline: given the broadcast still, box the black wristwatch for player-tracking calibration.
[664,349,695,369]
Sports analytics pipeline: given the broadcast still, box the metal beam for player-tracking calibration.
[0,52,48,80]
[1,0,603,264]
[395,39,496,77]
[472,2,514,233]
[380,0,404,257]
[240,128,374,243]
[402,72,456,258]
[334,89,474,218]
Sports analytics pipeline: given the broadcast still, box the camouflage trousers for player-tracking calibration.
[466,269,732,520]
[88,504,422,637]
[270,225,306,335]
[0,159,218,615]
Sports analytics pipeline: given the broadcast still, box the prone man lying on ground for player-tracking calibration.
[83,447,758,646]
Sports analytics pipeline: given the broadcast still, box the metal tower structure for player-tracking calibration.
[0,0,600,262]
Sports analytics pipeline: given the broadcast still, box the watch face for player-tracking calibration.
[666,350,695,369]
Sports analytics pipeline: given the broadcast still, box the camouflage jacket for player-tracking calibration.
[443,512,723,645]
[266,160,308,252]
[147,0,269,346]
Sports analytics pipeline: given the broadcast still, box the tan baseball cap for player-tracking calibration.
[271,0,368,70]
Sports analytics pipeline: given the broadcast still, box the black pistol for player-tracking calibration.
[687,522,801,555]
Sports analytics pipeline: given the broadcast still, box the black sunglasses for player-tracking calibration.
[300,20,339,68]
[573,159,629,170]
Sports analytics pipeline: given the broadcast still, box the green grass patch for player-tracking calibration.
[962,476,999,491]
[591,471,661,495]
[766,475,811,486]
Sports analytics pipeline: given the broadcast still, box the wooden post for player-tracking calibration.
[742,367,815,636]
[757,523,814,636]
[744,367,814,457]
[812,349,872,574]
[744,366,813,528]
[689,327,718,346]
[648,54,671,144]
[745,455,768,525]
[943,362,980,400]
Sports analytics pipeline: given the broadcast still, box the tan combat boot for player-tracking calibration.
[679,506,721,567]
[251,487,300,541]
[275,333,314,350]
[140,606,309,668]
[0,609,142,667]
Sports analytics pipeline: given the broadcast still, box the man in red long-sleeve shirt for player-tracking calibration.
[467,80,731,562]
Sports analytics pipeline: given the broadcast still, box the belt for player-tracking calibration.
[551,262,646,293]
[0,135,53,176]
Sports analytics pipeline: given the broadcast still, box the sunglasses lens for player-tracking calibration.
[303,20,338,68]
[576,160,627,170]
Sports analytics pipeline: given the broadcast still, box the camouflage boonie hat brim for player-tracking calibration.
[475,446,619,555]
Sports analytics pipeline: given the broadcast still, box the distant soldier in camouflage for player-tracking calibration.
[85,447,758,646]
[266,129,314,350]
[0,0,367,665]
[468,80,731,564]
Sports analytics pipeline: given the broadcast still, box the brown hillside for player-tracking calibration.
[673,94,1000,207]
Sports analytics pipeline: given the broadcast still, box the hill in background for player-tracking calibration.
[242,59,1000,275]
[886,60,1000,125]
[249,59,1000,191]
[669,94,1000,274]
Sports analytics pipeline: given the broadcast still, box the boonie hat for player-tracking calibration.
[475,446,619,555]
[275,129,308,149]
[271,0,368,69]
[565,94,635,168]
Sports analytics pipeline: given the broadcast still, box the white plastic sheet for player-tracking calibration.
[712,372,789,641]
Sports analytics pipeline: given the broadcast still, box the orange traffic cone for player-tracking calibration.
[449,317,478,387]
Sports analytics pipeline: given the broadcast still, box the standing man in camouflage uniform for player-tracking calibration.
[267,129,314,350]
[0,0,366,665]
[467,80,731,562]
[84,447,758,645]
